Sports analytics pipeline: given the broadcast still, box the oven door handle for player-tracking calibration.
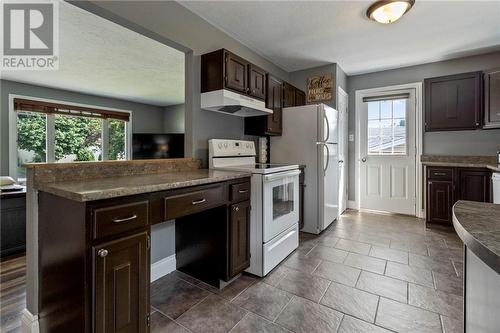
[263,169,301,182]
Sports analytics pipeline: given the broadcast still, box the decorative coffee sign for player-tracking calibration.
[307,74,333,103]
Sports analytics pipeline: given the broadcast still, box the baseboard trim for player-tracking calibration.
[21,309,39,333]
[347,200,358,210]
[151,255,176,282]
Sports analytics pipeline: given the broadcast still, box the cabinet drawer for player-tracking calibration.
[93,201,149,240]
[164,185,226,220]
[230,182,250,203]
[427,167,453,180]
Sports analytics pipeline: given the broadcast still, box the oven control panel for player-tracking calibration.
[209,139,256,157]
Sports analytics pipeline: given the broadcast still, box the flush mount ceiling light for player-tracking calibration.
[367,0,415,24]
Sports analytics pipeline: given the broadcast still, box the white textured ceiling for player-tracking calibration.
[180,0,500,75]
[1,1,185,106]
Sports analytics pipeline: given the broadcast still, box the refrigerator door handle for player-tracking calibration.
[323,114,330,143]
[317,142,330,175]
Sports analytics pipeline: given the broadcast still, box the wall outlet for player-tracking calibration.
[348,134,355,142]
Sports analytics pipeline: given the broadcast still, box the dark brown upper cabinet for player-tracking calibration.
[424,71,483,131]
[245,74,283,136]
[248,64,266,100]
[295,89,306,106]
[225,52,249,93]
[201,49,267,100]
[484,68,500,129]
[283,82,296,108]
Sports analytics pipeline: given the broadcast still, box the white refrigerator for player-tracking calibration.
[271,104,347,234]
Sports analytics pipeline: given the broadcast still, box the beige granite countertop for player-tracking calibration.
[453,201,500,274]
[421,155,499,171]
[35,169,251,202]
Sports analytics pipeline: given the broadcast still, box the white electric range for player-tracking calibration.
[209,139,300,276]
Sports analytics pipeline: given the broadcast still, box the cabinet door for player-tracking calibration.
[225,51,248,93]
[295,89,306,106]
[266,74,283,135]
[248,64,266,100]
[283,82,296,108]
[484,69,500,128]
[425,72,482,131]
[458,169,491,203]
[229,201,250,278]
[427,180,454,224]
[94,232,149,333]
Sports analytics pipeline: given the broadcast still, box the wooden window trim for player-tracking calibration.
[13,98,130,122]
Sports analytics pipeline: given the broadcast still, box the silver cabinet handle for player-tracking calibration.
[112,214,137,223]
[234,206,240,212]
[338,160,344,164]
[361,157,367,162]
[98,249,108,257]
[238,189,249,194]
[434,172,446,176]
[192,198,206,205]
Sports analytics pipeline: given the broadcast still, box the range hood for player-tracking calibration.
[201,89,273,117]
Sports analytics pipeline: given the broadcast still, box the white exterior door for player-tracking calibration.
[338,88,349,215]
[359,89,416,215]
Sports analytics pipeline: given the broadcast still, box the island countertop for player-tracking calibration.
[452,200,500,274]
[34,169,252,202]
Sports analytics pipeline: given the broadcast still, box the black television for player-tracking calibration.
[132,133,184,160]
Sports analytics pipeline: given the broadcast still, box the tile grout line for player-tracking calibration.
[318,280,332,304]
[272,295,294,323]
[227,312,248,333]
[154,307,196,333]
[373,296,381,325]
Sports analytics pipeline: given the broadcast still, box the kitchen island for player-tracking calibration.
[24,159,251,333]
[452,201,500,333]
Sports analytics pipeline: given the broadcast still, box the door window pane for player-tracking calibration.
[54,114,102,162]
[17,111,46,179]
[367,99,407,155]
[108,119,126,160]
[273,182,294,219]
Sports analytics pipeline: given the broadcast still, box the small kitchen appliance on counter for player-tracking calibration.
[209,139,300,276]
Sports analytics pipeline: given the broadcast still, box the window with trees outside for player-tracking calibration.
[15,98,130,180]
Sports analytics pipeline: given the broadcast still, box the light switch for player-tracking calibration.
[349,134,355,142]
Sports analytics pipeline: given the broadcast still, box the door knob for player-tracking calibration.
[98,249,108,257]
[234,206,240,212]
[361,157,367,162]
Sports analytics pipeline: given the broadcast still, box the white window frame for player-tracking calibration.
[8,94,133,180]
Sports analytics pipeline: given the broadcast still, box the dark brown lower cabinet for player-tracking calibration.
[458,169,491,202]
[93,232,149,333]
[228,200,250,279]
[426,166,491,225]
[427,180,454,224]
[38,177,251,333]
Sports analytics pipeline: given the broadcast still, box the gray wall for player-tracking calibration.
[80,0,290,166]
[0,79,176,266]
[163,104,185,133]
[346,51,500,200]
[0,79,165,175]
